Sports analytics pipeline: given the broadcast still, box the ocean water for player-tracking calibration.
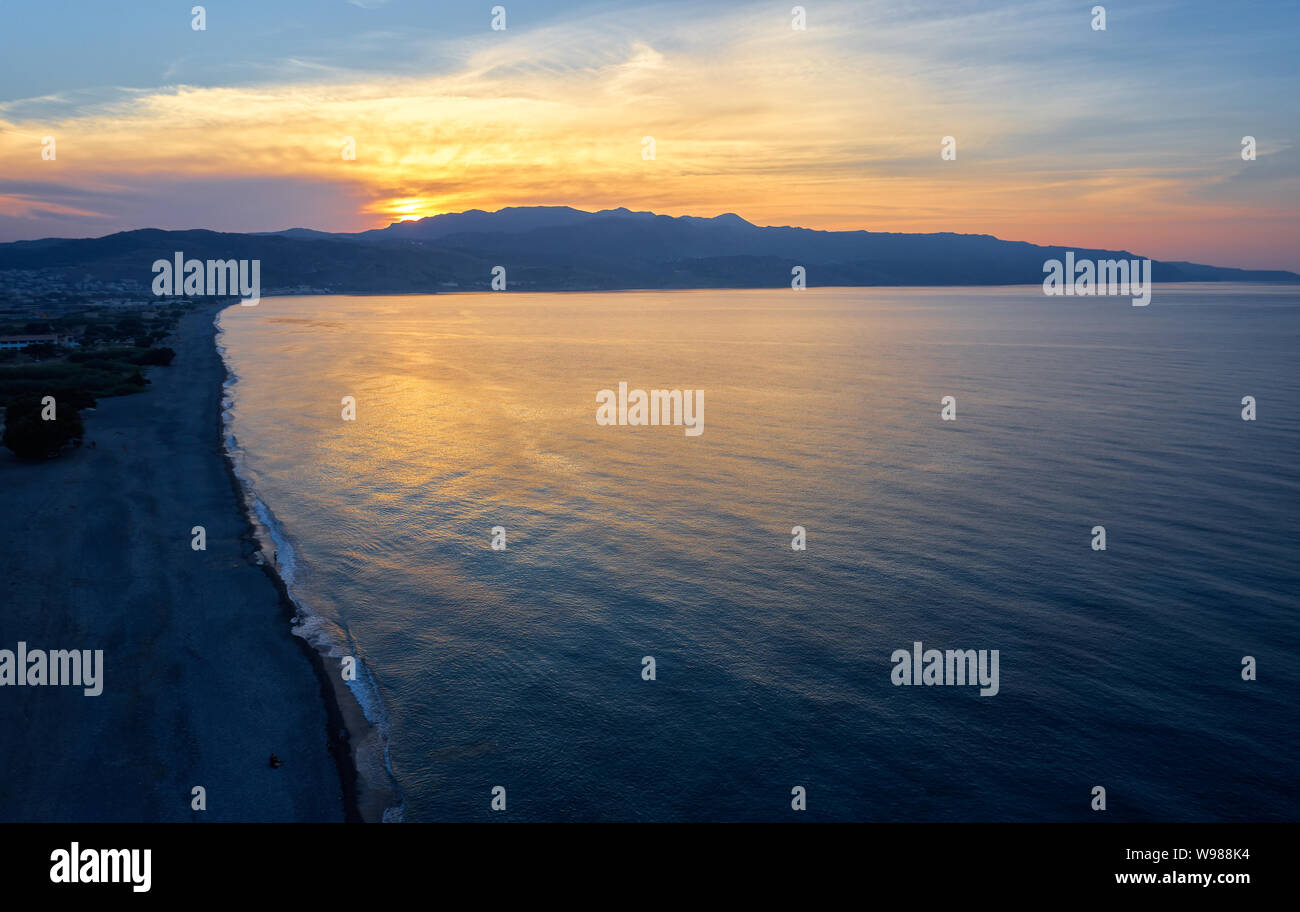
[217,286,1300,822]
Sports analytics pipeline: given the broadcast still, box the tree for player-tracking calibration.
[82,323,113,344]
[2,396,84,460]
[116,317,145,337]
[52,387,97,410]
[23,342,60,359]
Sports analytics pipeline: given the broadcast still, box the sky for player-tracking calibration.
[0,0,1297,270]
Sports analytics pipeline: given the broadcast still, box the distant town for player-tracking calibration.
[0,281,204,459]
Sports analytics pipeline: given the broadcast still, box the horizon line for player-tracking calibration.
[4,204,1298,277]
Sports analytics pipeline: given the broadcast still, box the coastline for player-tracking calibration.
[0,299,351,821]
[214,300,401,823]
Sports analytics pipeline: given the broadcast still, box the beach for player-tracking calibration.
[0,299,367,822]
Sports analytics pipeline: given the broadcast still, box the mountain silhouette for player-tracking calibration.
[3,207,1295,294]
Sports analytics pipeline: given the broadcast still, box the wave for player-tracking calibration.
[214,307,405,821]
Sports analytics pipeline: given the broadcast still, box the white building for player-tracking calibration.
[0,333,76,351]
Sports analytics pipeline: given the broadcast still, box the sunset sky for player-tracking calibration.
[1,0,1296,269]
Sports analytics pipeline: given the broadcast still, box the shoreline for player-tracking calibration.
[213,301,401,823]
[0,299,350,822]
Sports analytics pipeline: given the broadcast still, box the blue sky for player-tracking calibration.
[1,1,1297,269]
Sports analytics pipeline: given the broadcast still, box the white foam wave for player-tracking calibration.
[215,305,403,820]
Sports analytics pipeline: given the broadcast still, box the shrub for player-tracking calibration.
[2,395,84,460]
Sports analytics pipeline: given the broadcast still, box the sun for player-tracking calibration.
[383,198,439,223]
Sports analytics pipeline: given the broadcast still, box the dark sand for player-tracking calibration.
[0,301,358,821]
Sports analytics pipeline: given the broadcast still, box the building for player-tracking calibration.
[0,333,77,351]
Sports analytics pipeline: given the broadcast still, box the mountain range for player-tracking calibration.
[2,206,1296,295]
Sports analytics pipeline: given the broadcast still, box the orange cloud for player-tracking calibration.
[0,2,1295,269]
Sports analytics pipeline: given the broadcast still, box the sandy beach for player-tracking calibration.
[0,300,362,822]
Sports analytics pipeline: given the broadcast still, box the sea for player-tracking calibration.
[216,285,1300,822]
